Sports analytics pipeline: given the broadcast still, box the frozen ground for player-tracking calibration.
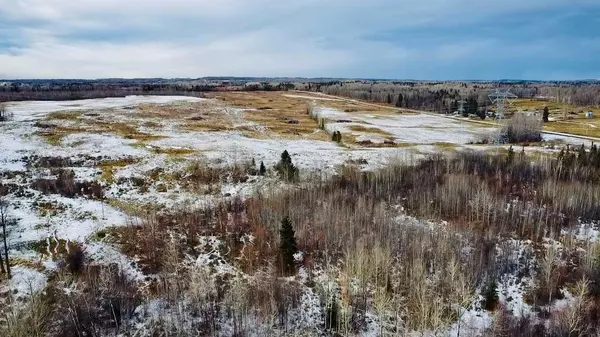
[318,107,591,147]
[0,94,594,335]
[0,95,587,252]
[4,95,205,121]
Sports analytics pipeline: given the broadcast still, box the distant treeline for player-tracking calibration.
[2,78,599,109]
[300,80,600,111]
[0,81,295,102]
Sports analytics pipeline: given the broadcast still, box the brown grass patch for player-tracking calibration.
[48,111,82,120]
[37,118,165,146]
[182,121,232,132]
[351,138,405,148]
[92,121,165,141]
[512,99,600,116]
[433,142,459,149]
[133,101,208,118]
[204,91,328,140]
[99,158,139,184]
[30,238,80,260]
[105,199,150,216]
[34,201,68,217]
[544,120,600,138]
[151,147,196,156]
[348,125,394,137]
[36,125,88,146]
[317,99,400,115]
[142,121,160,128]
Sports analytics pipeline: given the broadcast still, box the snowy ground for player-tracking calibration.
[0,94,595,335]
[320,107,489,144]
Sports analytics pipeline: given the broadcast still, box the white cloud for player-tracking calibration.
[0,28,354,78]
[0,0,597,79]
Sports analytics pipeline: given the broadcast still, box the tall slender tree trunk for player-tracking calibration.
[0,249,5,274]
[0,206,9,278]
[2,221,9,278]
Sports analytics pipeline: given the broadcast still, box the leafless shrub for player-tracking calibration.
[0,103,13,122]
[48,265,141,336]
[176,159,256,193]
[32,169,103,199]
[503,113,543,143]
[64,245,85,275]
[0,293,51,337]
[548,278,593,337]
[487,305,545,336]
[60,148,600,335]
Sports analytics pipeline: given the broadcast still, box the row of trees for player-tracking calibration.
[0,80,297,102]
[301,81,600,112]
[558,144,600,169]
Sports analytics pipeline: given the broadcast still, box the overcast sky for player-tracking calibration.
[1,0,599,80]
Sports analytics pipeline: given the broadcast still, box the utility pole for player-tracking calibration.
[489,88,517,120]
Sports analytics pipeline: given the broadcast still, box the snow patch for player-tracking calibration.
[7,266,47,298]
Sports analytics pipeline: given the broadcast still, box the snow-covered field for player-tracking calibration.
[0,94,594,336]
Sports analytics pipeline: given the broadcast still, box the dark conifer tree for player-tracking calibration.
[279,216,298,275]
[395,93,403,107]
[275,150,298,181]
[259,161,266,176]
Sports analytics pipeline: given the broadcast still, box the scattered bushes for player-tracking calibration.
[48,265,142,336]
[0,104,12,122]
[177,159,257,192]
[12,148,600,336]
[331,130,342,143]
[32,170,104,199]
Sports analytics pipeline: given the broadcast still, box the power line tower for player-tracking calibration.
[488,89,517,120]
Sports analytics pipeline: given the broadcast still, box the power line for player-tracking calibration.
[488,89,517,120]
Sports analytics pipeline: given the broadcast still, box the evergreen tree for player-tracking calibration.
[332,131,342,143]
[395,93,403,107]
[543,106,550,123]
[507,145,515,164]
[259,161,266,176]
[578,144,588,165]
[386,93,392,104]
[466,97,478,117]
[275,150,298,182]
[482,279,499,311]
[279,216,298,275]
[451,100,459,113]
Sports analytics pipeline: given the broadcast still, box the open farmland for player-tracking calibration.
[1,92,599,336]
[506,98,600,138]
